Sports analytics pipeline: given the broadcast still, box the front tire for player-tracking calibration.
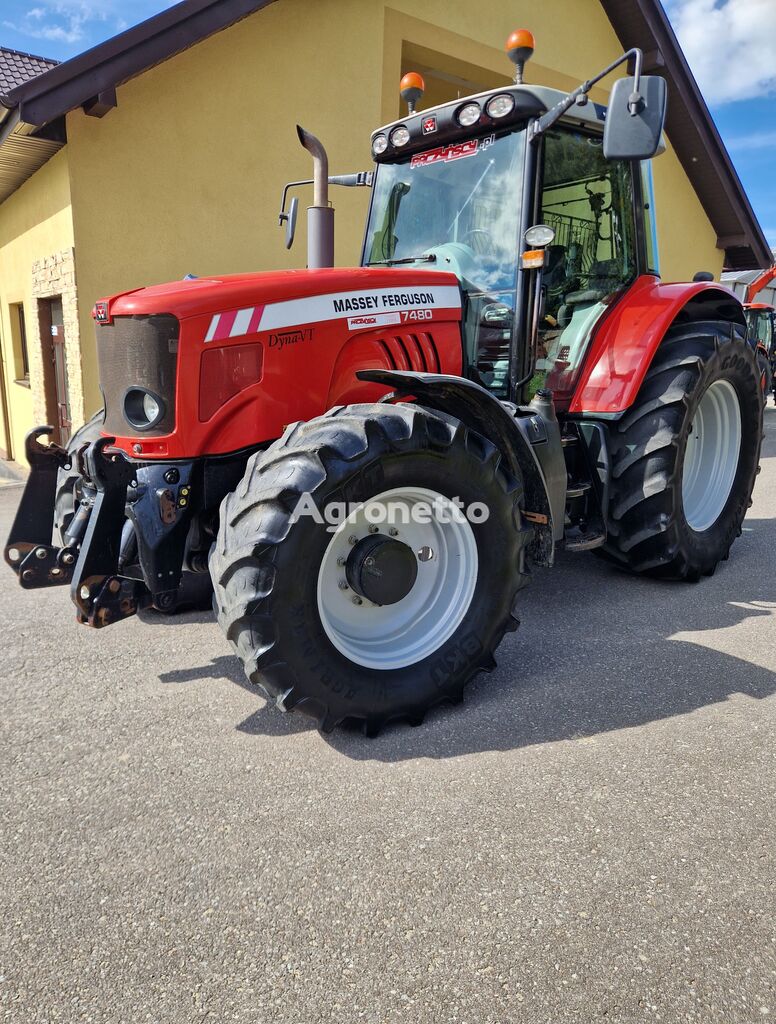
[210,404,531,734]
[601,321,762,580]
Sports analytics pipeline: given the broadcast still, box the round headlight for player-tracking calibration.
[124,387,166,431]
[524,224,556,248]
[486,93,515,119]
[372,133,388,155]
[457,102,481,127]
[390,125,410,147]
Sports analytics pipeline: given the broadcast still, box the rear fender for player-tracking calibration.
[356,369,562,565]
[570,278,745,415]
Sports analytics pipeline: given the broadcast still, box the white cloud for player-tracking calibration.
[726,131,776,152]
[665,0,776,105]
[4,1,109,46]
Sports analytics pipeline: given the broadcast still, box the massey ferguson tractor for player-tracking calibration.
[5,32,764,735]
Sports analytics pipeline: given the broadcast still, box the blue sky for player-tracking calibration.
[2,0,776,247]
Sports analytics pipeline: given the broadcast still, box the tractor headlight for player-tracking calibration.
[372,133,388,155]
[124,387,166,431]
[142,392,161,422]
[486,93,515,118]
[457,102,481,127]
[390,125,410,147]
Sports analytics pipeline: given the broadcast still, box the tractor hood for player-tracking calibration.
[94,266,462,325]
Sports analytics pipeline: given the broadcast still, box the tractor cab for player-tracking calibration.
[362,35,664,409]
[745,303,775,353]
[745,302,776,398]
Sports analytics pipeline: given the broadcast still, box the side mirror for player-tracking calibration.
[481,302,513,329]
[279,195,299,250]
[603,75,667,161]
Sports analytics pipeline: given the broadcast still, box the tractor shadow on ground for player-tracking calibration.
[221,510,776,759]
[156,403,776,758]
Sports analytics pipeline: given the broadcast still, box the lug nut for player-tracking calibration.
[389,527,399,537]
[336,556,346,566]
[369,525,379,534]
[348,535,358,546]
[164,468,180,484]
[61,552,74,565]
[352,596,363,605]
[338,579,349,590]
[22,570,34,582]
[35,547,47,560]
[417,546,435,562]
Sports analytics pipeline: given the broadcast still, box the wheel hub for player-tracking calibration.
[345,534,418,606]
[316,486,479,670]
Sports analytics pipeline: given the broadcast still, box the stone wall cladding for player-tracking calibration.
[30,247,84,429]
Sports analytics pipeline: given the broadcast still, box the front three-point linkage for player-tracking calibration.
[4,426,79,588]
[70,436,148,628]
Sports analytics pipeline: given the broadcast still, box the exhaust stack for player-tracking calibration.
[296,125,334,269]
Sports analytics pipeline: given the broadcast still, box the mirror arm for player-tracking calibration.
[278,172,373,224]
[529,47,643,142]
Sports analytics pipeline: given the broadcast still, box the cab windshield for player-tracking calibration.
[364,130,525,297]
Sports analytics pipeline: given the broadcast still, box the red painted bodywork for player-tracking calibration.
[568,276,742,415]
[94,267,462,459]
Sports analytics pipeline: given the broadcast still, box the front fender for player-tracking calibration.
[356,369,564,565]
[570,277,745,415]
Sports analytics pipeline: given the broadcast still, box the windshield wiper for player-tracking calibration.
[367,254,437,266]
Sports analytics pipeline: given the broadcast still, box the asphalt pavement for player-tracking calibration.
[2,408,776,1023]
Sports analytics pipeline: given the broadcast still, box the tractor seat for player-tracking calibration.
[560,258,621,307]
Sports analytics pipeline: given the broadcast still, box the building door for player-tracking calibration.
[0,330,11,460]
[40,297,71,444]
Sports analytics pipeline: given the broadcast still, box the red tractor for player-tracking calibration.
[5,33,764,735]
[739,265,776,402]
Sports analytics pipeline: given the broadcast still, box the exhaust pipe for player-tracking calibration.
[296,125,334,269]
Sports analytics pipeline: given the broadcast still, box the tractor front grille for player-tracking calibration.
[96,314,179,437]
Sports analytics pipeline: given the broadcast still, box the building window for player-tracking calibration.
[10,303,30,383]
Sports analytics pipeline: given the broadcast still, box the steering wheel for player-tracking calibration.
[461,229,493,255]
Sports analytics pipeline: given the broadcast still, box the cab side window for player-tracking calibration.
[534,129,637,397]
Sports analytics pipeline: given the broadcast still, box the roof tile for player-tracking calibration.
[0,46,58,97]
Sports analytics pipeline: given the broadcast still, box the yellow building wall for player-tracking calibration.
[651,137,724,281]
[0,148,74,462]
[64,0,724,413]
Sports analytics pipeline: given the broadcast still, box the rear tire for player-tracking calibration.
[600,321,762,580]
[210,403,531,734]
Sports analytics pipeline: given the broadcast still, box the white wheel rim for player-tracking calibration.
[316,486,479,670]
[682,379,742,532]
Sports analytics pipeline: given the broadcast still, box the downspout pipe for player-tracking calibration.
[296,124,334,269]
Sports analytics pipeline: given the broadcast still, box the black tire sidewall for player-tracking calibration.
[674,340,762,570]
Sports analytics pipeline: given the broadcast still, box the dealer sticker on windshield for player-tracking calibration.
[410,134,495,169]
